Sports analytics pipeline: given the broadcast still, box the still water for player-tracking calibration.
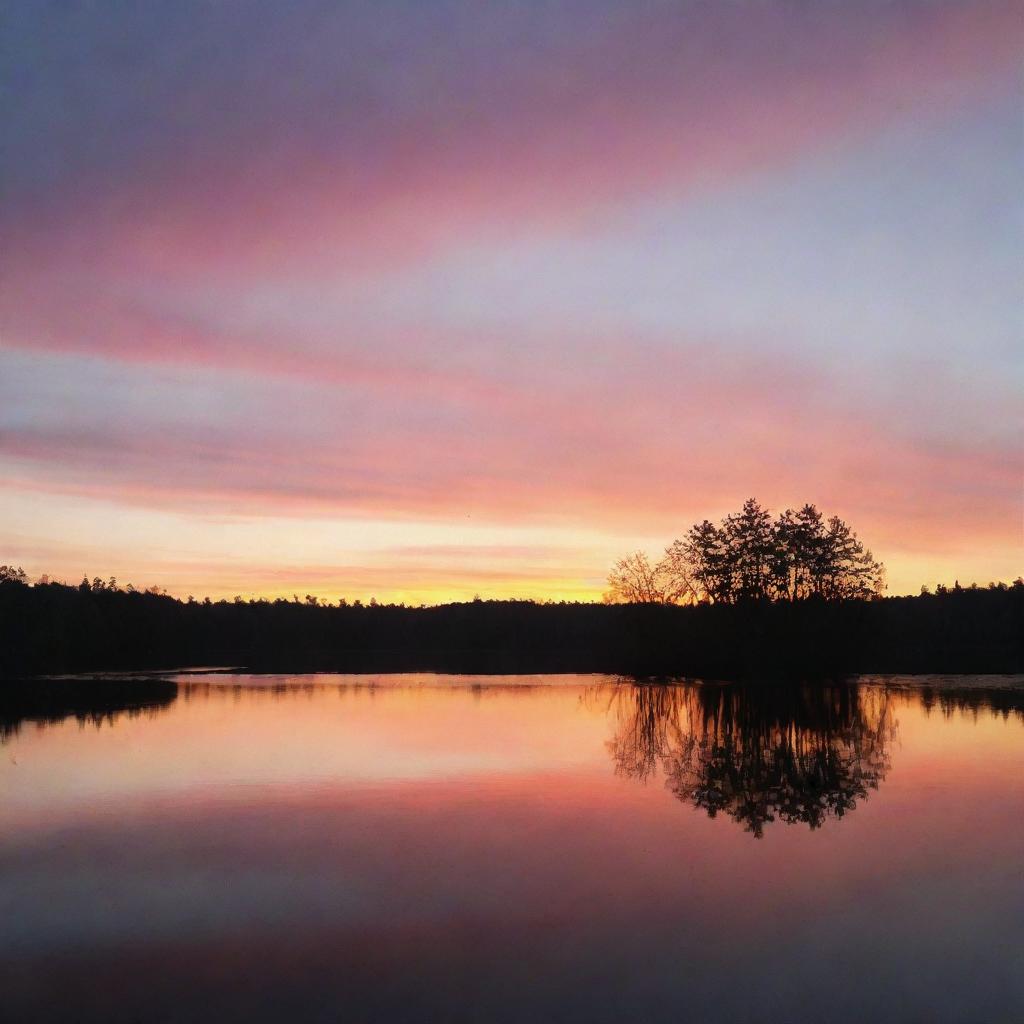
[2,674,1022,1023]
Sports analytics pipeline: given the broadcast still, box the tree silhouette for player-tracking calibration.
[604,551,674,604]
[607,499,884,605]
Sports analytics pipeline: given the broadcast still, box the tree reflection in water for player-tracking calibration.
[597,681,897,838]
[0,677,178,742]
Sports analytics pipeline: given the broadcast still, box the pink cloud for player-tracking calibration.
[5,1,1021,283]
[3,1,1020,599]
[3,340,1019,568]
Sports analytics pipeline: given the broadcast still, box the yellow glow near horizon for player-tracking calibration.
[2,486,1017,605]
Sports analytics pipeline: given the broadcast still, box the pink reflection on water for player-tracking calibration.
[1,676,1021,1022]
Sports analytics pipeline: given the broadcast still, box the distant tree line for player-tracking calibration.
[607,499,884,604]
[1,563,1021,677]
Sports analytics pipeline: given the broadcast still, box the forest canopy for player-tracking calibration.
[606,499,884,605]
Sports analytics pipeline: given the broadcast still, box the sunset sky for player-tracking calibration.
[2,0,1021,602]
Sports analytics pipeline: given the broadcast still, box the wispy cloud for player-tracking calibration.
[2,1,1021,598]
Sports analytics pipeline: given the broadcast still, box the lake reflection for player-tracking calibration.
[1,674,1022,1023]
[598,682,898,836]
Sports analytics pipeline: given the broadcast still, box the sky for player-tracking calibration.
[1,0,1021,603]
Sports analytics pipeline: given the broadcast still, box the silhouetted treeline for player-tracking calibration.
[1,569,1020,677]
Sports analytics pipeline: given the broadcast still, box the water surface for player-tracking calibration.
[2,674,1022,1023]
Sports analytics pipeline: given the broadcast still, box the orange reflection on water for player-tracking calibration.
[1,674,1022,1023]
[0,675,615,825]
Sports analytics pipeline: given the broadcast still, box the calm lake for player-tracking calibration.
[2,673,1022,1023]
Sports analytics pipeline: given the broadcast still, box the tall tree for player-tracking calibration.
[723,498,775,601]
[816,515,885,599]
[677,520,734,604]
[773,504,826,601]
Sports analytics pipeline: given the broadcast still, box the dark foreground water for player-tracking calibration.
[2,673,1022,1023]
